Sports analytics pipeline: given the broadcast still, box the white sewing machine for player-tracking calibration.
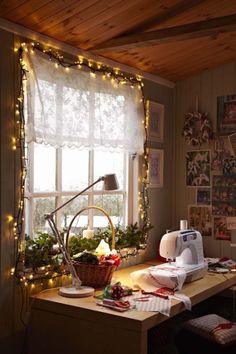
[159,229,208,282]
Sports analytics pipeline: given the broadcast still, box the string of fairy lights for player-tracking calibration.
[12,41,151,285]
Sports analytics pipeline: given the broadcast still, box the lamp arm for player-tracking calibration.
[49,176,104,216]
[45,214,82,288]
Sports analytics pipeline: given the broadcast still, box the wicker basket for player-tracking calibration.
[65,206,116,288]
[73,262,115,287]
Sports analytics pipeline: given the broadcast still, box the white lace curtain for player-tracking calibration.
[24,50,144,153]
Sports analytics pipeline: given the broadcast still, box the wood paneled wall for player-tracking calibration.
[0,28,18,351]
[174,61,236,259]
[143,81,174,259]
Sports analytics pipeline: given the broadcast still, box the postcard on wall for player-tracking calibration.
[212,175,236,217]
[147,101,164,143]
[212,202,236,217]
[196,188,211,205]
[217,94,236,135]
[228,133,236,157]
[188,205,212,236]
[186,150,211,187]
[226,217,236,230]
[148,148,164,188]
[214,216,231,241]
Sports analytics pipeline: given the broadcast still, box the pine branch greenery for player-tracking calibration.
[24,222,153,270]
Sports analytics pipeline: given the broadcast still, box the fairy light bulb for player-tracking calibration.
[10,267,15,275]
[7,215,14,222]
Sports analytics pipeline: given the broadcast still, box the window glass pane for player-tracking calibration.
[93,195,124,227]
[94,151,124,190]
[60,196,88,233]
[33,197,55,236]
[24,198,30,237]
[62,148,89,191]
[34,143,56,192]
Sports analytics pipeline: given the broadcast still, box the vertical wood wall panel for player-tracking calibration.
[0,28,16,348]
[175,61,236,258]
[143,81,174,259]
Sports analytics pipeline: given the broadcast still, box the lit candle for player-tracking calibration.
[82,227,94,239]
[95,239,110,256]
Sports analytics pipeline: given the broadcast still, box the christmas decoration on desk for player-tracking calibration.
[182,96,213,146]
[102,282,133,300]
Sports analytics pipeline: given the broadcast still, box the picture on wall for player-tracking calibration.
[226,217,236,230]
[188,205,212,236]
[212,175,236,216]
[147,101,164,143]
[228,133,236,157]
[217,94,236,135]
[197,188,211,205]
[148,148,164,187]
[186,150,211,187]
[214,216,231,241]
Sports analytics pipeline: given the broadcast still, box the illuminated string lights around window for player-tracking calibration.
[13,42,150,285]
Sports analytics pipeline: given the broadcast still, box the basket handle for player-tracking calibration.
[65,206,116,251]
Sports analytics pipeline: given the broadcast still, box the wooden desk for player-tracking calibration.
[27,263,236,354]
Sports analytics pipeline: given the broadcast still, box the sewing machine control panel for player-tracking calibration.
[181,231,197,242]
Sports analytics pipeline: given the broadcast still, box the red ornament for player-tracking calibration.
[110,284,124,300]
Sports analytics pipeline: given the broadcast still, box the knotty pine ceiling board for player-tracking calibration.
[1,0,236,82]
[151,0,236,30]
[61,0,181,49]
[104,31,236,82]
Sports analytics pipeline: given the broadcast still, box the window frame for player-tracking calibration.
[25,142,138,237]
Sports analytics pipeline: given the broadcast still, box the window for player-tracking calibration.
[25,144,135,237]
[23,48,144,238]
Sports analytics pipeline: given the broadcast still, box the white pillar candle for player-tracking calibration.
[82,227,94,239]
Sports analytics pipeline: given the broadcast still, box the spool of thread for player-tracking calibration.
[180,220,188,230]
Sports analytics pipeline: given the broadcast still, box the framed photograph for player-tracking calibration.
[147,101,164,143]
[148,148,164,187]
[188,205,212,236]
[186,150,211,187]
[217,94,236,135]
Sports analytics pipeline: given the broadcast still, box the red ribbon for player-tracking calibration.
[212,322,236,334]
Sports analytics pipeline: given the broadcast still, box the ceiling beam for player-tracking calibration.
[92,13,236,52]
[0,17,175,88]
[121,0,207,36]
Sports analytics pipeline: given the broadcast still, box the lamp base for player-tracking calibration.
[58,285,94,298]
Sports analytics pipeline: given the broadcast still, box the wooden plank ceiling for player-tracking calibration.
[1,0,236,82]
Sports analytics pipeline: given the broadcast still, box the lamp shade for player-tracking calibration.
[103,174,119,191]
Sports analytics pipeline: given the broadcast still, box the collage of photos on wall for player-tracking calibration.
[186,95,236,241]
